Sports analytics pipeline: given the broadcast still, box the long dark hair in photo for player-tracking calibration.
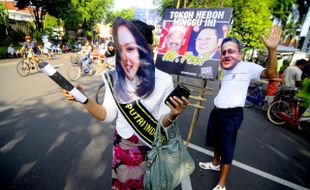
[112,17,155,103]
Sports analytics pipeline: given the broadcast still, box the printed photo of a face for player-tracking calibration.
[158,22,191,55]
[195,28,219,58]
[112,17,155,103]
[187,24,229,60]
[117,25,141,81]
[166,26,186,51]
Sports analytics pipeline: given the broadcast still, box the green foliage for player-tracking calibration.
[0,4,9,26]
[85,30,92,38]
[8,29,26,43]
[105,8,135,24]
[271,0,296,25]
[65,0,113,30]
[33,30,43,43]
[2,36,12,46]
[230,0,272,50]
[188,0,223,8]
[44,13,59,31]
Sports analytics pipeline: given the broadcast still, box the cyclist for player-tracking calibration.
[19,36,40,68]
[77,41,92,73]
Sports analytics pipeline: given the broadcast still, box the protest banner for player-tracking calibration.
[156,8,233,80]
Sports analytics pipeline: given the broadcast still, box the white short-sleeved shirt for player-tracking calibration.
[101,68,174,139]
[283,66,302,87]
[214,61,265,108]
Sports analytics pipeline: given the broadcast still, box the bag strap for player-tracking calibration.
[153,121,181,148]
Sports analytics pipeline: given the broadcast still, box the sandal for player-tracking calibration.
[199,161,220,171]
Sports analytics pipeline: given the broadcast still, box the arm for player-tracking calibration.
[82,98,107,121]
[62,86,107,121]
[260,26,282,79]
[161,96,189,128]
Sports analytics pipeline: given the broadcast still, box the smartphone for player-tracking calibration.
[165,84,190,106]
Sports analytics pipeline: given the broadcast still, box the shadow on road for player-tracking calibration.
[0,79,114,190]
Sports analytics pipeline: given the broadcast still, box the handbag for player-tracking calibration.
[143,122,195,190]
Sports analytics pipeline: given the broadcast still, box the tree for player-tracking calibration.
[0,4,9,41]
[64,0,113,33]
[105,8,135,24]
[270,0,296,26]
[229,0,273,50]
[16,0,45,32]
[188,0,223,8]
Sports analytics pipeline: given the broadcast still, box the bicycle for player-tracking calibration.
[245,81,269,110]
[95,65,115,104]
[267,87,304,129]
[16,51,42,77]
[67,54,96,81]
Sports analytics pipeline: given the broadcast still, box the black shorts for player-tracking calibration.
[206,107,243,164]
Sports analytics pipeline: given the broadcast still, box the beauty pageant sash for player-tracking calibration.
[104,71,167,147]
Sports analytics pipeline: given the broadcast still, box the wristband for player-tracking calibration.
[82,98,89,104]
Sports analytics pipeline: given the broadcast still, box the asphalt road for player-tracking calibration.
[0,54,309,190]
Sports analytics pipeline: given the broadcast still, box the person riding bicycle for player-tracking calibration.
[77,41,92,73]
[19,36,40,68]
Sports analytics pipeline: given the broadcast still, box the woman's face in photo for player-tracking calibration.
[117,25,140,81]
[195,28,218,56]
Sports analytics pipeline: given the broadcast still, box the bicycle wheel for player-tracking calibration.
[88,62,97,76]
[16,60,30,77]
[67,64,81,81]
[267,100,291,125]
[95,83,106,104]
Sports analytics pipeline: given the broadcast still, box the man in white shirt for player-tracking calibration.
[283,59,307,88]
[198,26,282,190]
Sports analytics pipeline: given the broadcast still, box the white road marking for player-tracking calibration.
[187,142,310,190]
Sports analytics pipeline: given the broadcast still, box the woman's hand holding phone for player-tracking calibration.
[165,84,190,120]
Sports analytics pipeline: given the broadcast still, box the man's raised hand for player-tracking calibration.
[260,25,282,49]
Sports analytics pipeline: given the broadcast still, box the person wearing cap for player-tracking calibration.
[19,35,40,68]
[62,17,189,190]
[198,25,282,190]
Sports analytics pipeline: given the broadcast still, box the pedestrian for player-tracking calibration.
[198,25,282,190]
[104,41,116,67]
[7,44,16,57]
[283,59,307,88]
[62,17,189,190]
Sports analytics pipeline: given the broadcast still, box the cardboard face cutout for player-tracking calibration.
[112,17,155,104]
